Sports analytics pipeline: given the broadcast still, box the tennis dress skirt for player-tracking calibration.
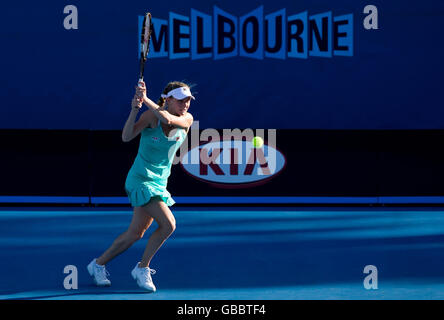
[125,120,187,207]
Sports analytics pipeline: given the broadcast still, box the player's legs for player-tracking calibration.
[138,197,176,268]
[96,206,154,266]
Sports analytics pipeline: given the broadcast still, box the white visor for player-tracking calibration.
[161,86,195,100]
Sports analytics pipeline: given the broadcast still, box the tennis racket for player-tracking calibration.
[138,12,152,86]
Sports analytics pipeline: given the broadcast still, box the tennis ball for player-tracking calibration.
[252,136,264,148]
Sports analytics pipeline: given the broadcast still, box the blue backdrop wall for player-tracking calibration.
[0,0,442,130]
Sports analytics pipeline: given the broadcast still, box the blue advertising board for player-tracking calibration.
[0,0,443,130]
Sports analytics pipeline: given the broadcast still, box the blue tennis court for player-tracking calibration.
[1,206,444,300]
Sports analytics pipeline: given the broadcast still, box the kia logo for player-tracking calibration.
[180,139,286,188]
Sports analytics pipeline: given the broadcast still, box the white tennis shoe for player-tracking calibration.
[131,262,156,292]
[87,258,111,287]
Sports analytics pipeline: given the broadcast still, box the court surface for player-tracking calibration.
[1,206,444,300]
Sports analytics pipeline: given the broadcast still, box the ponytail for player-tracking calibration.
[157,96,166,109]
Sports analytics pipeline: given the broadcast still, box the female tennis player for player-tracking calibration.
[87,80,194,292]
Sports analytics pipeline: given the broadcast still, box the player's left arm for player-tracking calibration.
[142,96,193,129]
[168,112,193,130]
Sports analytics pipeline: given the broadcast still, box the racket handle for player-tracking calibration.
[138,78,144,87]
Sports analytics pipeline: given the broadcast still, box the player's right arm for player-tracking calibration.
[122,96,154,142]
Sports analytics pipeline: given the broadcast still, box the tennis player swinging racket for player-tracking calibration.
[87,12,195,292]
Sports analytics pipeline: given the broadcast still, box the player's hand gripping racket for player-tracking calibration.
[138,12,152,87]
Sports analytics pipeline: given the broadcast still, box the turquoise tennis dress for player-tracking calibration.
[125,119,187,207]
